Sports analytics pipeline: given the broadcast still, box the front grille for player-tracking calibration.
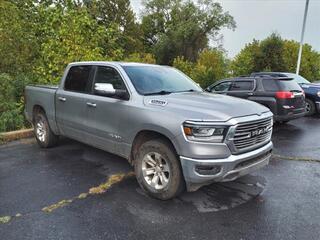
[233,117,272,151]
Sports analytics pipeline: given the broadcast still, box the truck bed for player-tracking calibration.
[24,85,58,133]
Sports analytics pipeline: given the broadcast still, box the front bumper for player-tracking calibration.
[180,141,273,192]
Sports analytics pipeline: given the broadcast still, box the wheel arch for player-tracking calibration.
[129,130,180,165]
[32,104,60,135]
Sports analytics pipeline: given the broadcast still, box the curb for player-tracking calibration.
[0,128,34,143]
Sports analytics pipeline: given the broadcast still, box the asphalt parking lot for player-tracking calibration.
[1,116,320,240]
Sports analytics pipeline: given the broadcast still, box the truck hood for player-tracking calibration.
[144,92,270,122]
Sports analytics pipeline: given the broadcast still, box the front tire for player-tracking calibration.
[34,110,58,148]
[134,139,185,200]
[305,98,316,116]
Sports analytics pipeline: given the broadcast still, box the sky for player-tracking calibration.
[129,0,320,58]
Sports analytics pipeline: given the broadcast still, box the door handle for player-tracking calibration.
[86,102,96,108]
[58,97,66,102]
[247,93,254,96]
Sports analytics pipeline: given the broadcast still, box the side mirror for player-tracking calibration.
[205,87,211,92]
[94,83,115,95]
[94,83,129,100]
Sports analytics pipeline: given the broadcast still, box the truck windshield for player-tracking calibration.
[122,65,202,95]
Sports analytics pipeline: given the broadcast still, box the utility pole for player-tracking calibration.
[296,0,310,75]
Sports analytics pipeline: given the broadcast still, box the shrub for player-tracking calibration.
[0,73,26,132]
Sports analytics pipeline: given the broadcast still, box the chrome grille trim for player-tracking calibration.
[225,115,273,154]
[232,117,272,152]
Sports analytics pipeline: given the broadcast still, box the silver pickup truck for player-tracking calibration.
[25,62,273,200]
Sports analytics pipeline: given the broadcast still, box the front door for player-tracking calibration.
[83,65,131,157]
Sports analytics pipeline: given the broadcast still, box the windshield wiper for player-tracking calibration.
[144,90,173,96]
[175,89,201,93]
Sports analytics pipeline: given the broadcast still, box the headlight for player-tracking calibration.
[183,123,228,143]
[317,91,320,97]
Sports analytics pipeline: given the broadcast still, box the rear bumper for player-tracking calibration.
[274,109,305,122]
[180,141,273,192]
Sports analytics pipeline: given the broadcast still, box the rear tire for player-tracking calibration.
[134,139,185,200]
[305,98,316,116]
[33,110,58,148]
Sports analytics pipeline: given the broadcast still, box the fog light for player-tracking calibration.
[195,165,221,175]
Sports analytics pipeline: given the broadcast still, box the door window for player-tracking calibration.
[230,81,254,91]
[94,66,126,91]
[212,82,231,92]
[64,66,92,93]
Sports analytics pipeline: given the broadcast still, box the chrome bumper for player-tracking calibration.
[180,141,273,192]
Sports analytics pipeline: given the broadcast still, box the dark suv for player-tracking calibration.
[251,72,320,116]
[206,76,306,123]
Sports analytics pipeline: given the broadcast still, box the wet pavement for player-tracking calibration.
[0,117,320,240]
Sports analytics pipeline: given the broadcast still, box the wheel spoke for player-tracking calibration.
[151,174,159,187]
[145,168,155,176]
[146,155,157,167]
[160,172,169,185]
[154,152,162,163]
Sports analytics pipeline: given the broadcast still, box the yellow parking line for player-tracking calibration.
[0,172,135,224]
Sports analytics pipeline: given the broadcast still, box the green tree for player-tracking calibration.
[256,33,286,72]
[283,40,320,81]
[141,0,235,64]
[173,48,229,87]
[123,53,156,64]
[34,1,123,84]
[0,1,38,74]
[231,40,260,76]
[231,33,320,81]
[84,0,143,55]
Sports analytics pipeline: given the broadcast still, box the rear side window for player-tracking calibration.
[262,79,279,91]
[230,81,254,91]
[278,80,302,91]
[262,79,301,91]
[64,66,92,93]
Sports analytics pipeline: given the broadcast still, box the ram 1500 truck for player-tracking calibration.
[25,62,273,200]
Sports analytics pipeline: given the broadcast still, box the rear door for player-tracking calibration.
[228,80,255,99]
[55,65,94,140]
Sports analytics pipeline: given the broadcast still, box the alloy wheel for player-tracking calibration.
[36,119,46,142]
[141,152,170,190]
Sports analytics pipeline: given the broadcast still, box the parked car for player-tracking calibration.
[206,75,305,123]
[25,62,273,200]
[251,72,320,116]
